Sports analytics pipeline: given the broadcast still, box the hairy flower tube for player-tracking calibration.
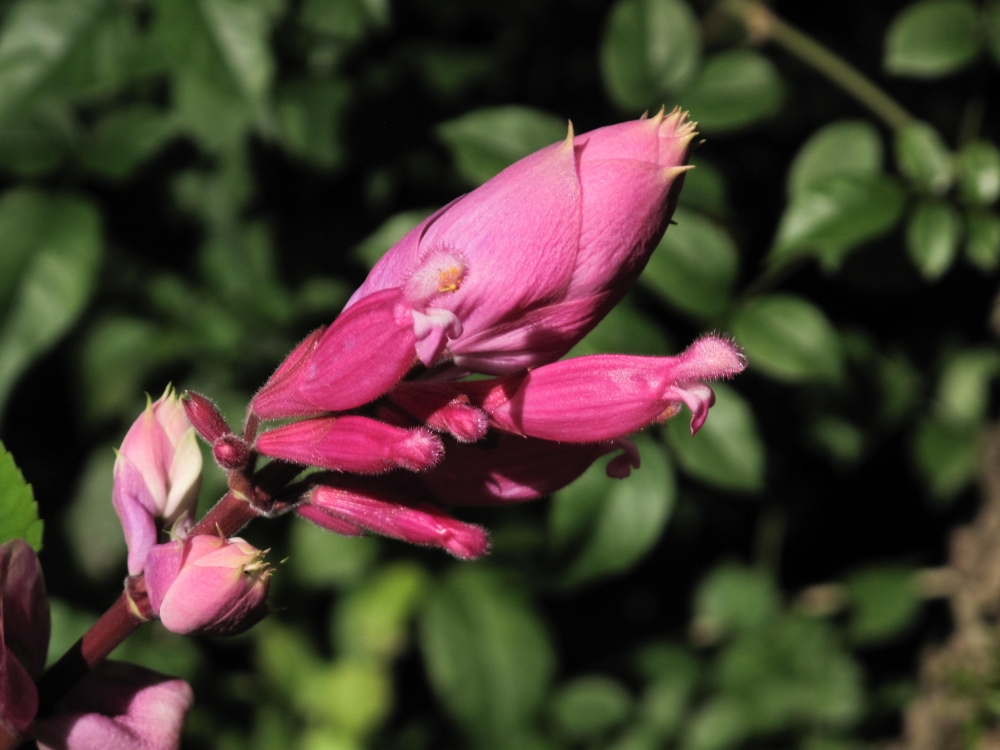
[112,386,202,575]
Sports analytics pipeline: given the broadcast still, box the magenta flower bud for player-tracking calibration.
[451,335,746,441]
[419,434,639,506]
[346,109,697,375]
[252,289,419,419]
[388,383,489,443]
[0,540,49,738]
[300,480,490,559]
[255,416,444,474]
[212,434,250,470]
[35,662,193,750]
[145,535,271,636]
[181,390,232,444]
[113,386,203,576]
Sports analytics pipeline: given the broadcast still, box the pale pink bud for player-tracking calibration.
[300,480,490,559]
[252,289,418,419]
[419,434,639,506]
[113,386,203,575]
[346,109,697,375]
[0,540,49,737]
[255,416,443,474]
[388,383,489,442]
[144,536,271,636]
[180,391,232,444]
[453,335,746,441]
[34,662,193,750]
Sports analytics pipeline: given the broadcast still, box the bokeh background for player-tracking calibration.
[2,0,1000,748]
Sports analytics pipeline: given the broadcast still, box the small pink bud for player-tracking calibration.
[212,435,250,470]
[300,480,490,559]
[255,416,443,473]
[181,391,232,444]
[388,383,489,442]
[145,536,271,636]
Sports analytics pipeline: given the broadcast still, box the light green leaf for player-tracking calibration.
[633,645,699,739]
[0,441,43,550]
[551,676,633,740]
[0,191,103,417]
[600,0,701,111]
[300,0,390,41]
[770,175,906,270]
[679,50,784,133]
[77,105,177,179]
[956,140,1000,205]
[294,659,391,737]
[289,515,379,588]
[695,564,780,636]
[560,437,676,586]
[965,209,1000,270]
[787,120,883,198]
[567,296,671,357]
[110,620,202,681]
[63,449,124,580]
[437,106,567,185]
[730,294,844,383]
[895,121,953,194]
[846,566,921,645]
[885,0,980,78]
[641,206,738,319]
[934,348,1000,424]
[277,79,350,169]
[666,383,765,493]
[913,416,979,500]
[354,210,434,269]
[420,566,555,748]
[905,198,962,280]
[682,699,748,750]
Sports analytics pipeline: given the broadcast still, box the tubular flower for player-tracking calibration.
[112,385,202,576]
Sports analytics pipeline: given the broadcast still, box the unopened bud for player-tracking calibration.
[213,435,250,470]
[181,391,232,444]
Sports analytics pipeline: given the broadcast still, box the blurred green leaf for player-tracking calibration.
[77,105,177,179]
[300,0,390,41]
[256,621,322,695]
[414,45,494,99]
[568,296,671,357]
[111,621,202,681]
[666,384,765,493]
[965,209,1000,270]
[877,350,923,426]
[0,440,43,550]
[695,565,780,636]
[679,50,784,133]
[64,448,125,580]
[731,294,844,383]
[787,120,883,198]
[895,121,953,194]
[934,348,1000,424]
[600,0,701,111]
[884,0,980,77]
[295,659,391,737]
[634,644,699,739]
[47,598,96,667]
[420,566,555,748]
[956,140,1000,205]
[551,676,633,740]
[0,104,73,177]
[334,562,427,661]
[679,157,727,215]
[353,210,435,269]
[0,191,103,416]
[913,416,979,499]
[846,566,921,645]
[277,80,350,169]
[437,106,567,185]
[682,698,748,750]
[289,515,379,588]
[905,198,961,280]
[550,459,615,553]
[988,0,1000,66]
[770,175,906,270]
[809,416,866,467]
[560,437,676,586]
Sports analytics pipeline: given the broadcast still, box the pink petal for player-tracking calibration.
[388,383,489,443]
[111,457,161,576]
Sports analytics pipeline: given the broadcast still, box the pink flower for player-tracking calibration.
[144,535,271,636]
[113,386,202,575]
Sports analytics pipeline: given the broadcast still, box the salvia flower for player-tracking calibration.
[144,536,271,636]
[113,386,202,576]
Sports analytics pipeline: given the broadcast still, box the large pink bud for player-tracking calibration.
[345,107,696,376]
[113,386,203,575]
[144,536,271,636]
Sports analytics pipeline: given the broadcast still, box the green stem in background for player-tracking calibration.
[722,0,915,131]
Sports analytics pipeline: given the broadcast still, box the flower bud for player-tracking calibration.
[181,391,232,444]
[113,386,203,575]
[144,536,271,636]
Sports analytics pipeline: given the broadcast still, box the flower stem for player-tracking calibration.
[722,0,914,131]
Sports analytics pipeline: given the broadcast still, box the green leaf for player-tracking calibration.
[679,156,727,215]
[679,50,784,133]
[770,175,906,270]
[294,659,391,736]
[436,106,567,185]
[808,416,866,467]
[682,699,749,750]
[551,676,633,740]
[641,206,738,319]
[884,0,980,78]
[76,106,177,180]
[600,0,701,111]
[987,0,1000,66]
[567,296,671,357]
[0,191,103,417]
[695,565,780,636]
[47,598,97,667]
[0,104,73,178]
[353,210,434,269]
[276,79,351,169]
[634,645,699,739]
[846,566,921,645]
[787,120,883,198]
[956,140,1000,205]
[965,209,1000,270]
[895,121,953,194]
[63,449,125,580]
[560,436,676,586]
[730,294,844,383]
[934,348,1000,424]
[289,515,379,588]
[420,566,555,748]
[912,416,979,499]
[0,441,43,550]
[905,198,962,280]
[666,383,765,493]
[300,0,390,41]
